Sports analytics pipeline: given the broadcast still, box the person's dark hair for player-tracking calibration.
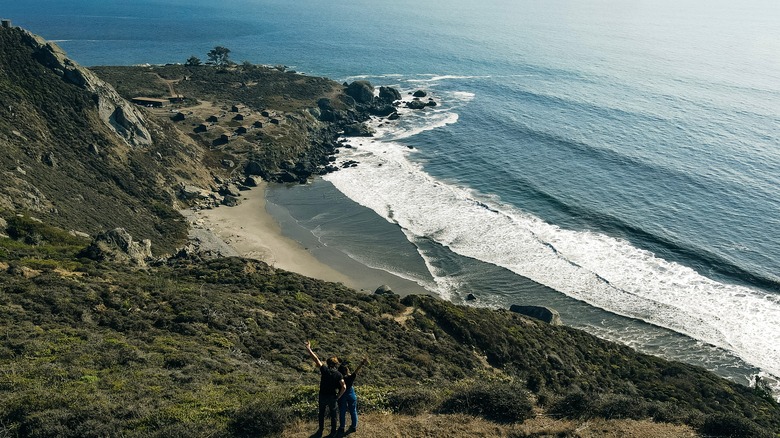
[338,364,349,375]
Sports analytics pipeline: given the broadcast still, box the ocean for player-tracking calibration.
[5,0,779,394]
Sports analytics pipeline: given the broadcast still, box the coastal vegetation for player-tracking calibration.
[0,217,778,436]
[1,25,779,437]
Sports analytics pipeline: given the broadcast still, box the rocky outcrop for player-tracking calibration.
[509,305,562,325]
[379,86,402,103]
[406,99,427,110]
[82,228,152,266]
[345,80,375,104]
[20,30,152,148]
[375,285,394,295]
[343,123,375,137]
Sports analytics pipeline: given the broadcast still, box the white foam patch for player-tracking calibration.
[325,87,780,386]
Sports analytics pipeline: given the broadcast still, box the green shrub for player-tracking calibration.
[699,413,773,438]
[387,388,439,415]
[438,382,532,423]
[592,393,651,420]
[228,398,292,438]
[547,391,591,419]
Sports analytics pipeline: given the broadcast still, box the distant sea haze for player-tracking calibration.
[10,0,780,395]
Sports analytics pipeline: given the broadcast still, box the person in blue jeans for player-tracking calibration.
[337,357,368,434]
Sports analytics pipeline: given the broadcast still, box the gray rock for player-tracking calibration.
[179,185,209,200]
[220,184,241,197]
[343,123,375,137]
[379,86,402,102]
[83,228,152,266]
[244,175,263,187]
[42,152,57,167]
[346,81,375,104]
[222,195,240,207]
[375,284,394,295]
[405,99,427,110]
[412,90,427,98]
[509,305,562,325]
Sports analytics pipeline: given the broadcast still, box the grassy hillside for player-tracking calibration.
[0,218,777,437]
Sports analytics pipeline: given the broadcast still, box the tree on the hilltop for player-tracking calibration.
[207,46,231,66]
[185,55,201,66]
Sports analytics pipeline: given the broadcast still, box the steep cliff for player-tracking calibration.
[0,26,209,252]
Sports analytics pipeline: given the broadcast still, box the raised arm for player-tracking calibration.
[305,340,323,368]
[352,357,369,375]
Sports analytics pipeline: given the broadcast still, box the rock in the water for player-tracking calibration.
[466,293,477,301]
[343,123,375,137]
[509,305,562,325]
[412,90,427,98]
[379,86,402,102]
[405,99,427,110]
[345,80,375,104]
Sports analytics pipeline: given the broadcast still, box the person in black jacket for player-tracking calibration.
[337,357,368,434]
[305,340,346,437]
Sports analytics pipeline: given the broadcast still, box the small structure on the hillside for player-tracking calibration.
[1,19,12,29]
[235,126,248,135]
[252,121,264,129]
[206,115,219,123]
[232,114,244,121]
[168,94,185,103]
[131,97,167,108]
[193,124,208,133]
[171,112,186,122]
[231,105,240,112]
[261,109,275,118]
[270,118,282,125]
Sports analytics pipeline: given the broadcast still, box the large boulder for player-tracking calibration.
[406,99,427,110]
[343,123,375,137]
[83,228,152,266]
[345,81,375,104]
[509,305,562,325]
[369,104,396,117]
[178,184,209,201]
[375,285,394,295]
[379,86,402,103]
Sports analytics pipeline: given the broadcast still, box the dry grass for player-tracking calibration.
[282,413,698,438]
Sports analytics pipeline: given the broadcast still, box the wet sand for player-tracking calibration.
[185,183,358,288]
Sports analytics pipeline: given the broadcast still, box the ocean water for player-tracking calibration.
[6,0,780,393]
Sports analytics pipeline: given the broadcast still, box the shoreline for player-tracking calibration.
[184,182,359,288]
[184,181,431,296]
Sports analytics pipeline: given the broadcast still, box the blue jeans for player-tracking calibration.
[338,388,358,430]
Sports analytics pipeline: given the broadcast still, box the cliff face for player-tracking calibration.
[0,26,209,252]
[17,30,153,148]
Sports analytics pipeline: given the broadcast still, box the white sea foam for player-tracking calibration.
[325,87,780,385]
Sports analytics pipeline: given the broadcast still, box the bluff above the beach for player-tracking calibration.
[1,24,397,253]
[0,25,778,437]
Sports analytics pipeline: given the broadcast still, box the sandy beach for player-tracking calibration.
[184,183,358,288]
